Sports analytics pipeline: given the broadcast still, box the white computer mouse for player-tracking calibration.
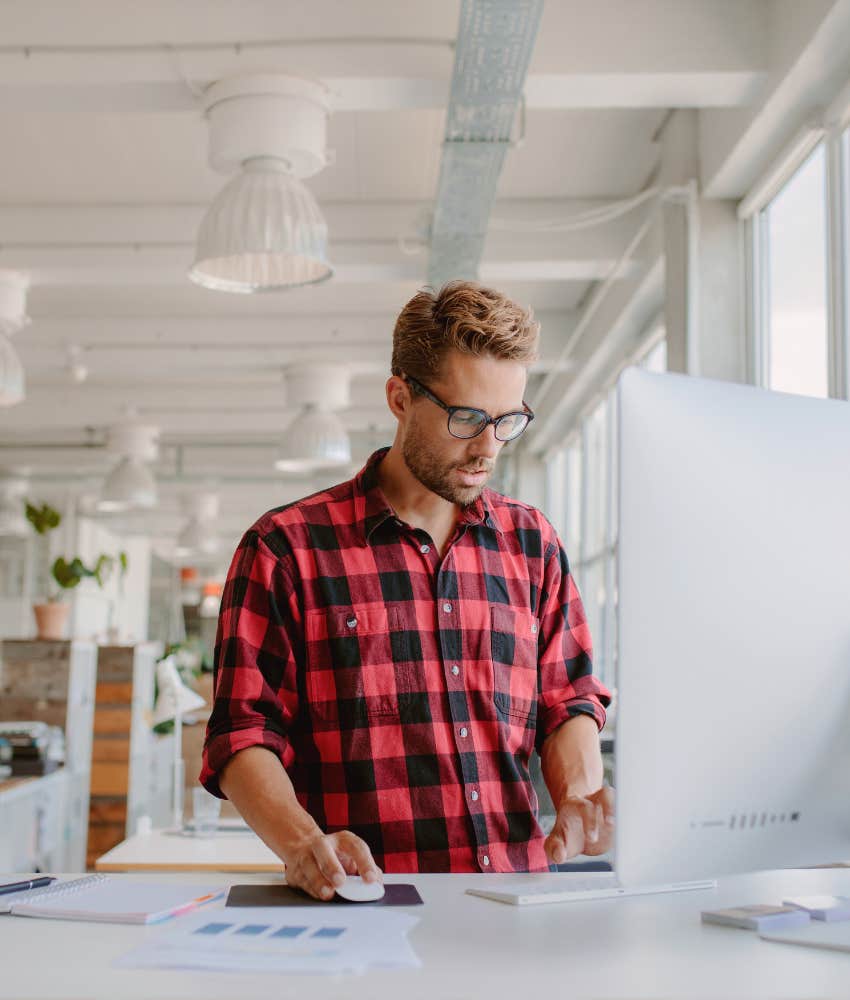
[334,876,385,902]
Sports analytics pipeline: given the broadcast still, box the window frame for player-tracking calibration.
[742,119,850,402]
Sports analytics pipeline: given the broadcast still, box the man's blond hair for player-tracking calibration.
[391,280,539,381]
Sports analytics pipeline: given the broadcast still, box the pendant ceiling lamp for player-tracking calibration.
[0,469,30,537]
[274,404,352,473]
[189,75,333,293]
[98,422,160,513]
[0,270,30,407]
[175,492,220,559]
[0,334,25,408]
[274,365,352,473]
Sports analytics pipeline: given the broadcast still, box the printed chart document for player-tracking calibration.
[115,906,421,975]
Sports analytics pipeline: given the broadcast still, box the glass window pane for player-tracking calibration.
[582,400,608,559]
[640,337,667,373]
[578,560,606,683]
[544,449,567,539]
[606,389,618,548]
[565,441,582,557]
[765,144,829,398]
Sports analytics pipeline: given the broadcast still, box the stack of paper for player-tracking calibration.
[116,906,420,975]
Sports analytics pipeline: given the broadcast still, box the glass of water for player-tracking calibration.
[192,786,221,837]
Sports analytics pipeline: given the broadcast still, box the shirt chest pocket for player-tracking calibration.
[305,605,403,728]
[490,604,539,723]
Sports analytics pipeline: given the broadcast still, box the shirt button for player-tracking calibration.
[459,727,468,738]
[531,622,538,634]
[443,602,453,613]
[346,617,357,629]
[470,789,479,802]
[450,664,460,676]
[482,855,491,867]
[420,544,430,554]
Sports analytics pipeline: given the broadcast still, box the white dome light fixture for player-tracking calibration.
[98,422,160,513]
[0,334,25,408]
[0,469,30,537]
[189,75,333,294]
[274,364,352,473]
[175,492,220,559]
[0,270,30,407]
[0,270,31,337]
[274,404,352,473]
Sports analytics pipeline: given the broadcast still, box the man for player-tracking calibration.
[201,281,613,900]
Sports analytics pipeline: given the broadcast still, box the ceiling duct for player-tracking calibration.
[189,75,333,293]
[427,0,543,286]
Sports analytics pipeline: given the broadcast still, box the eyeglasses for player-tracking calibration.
[403,374,534,442]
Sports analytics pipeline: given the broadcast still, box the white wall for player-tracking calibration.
[71,518,151,643]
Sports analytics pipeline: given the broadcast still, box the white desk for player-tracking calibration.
[96,827,283,872]
[3,868,850,999]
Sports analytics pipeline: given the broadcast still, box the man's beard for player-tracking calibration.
[402,420,493,507]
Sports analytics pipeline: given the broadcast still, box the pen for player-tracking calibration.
[0,876,56,897]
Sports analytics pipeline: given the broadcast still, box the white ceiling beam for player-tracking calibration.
[18,310,579,378]
[0,72,766,115]
[0,229,638,288]
[0,0,768,113]
[701,0,850,199]
[0,199,649,244]
[2,377,553,438]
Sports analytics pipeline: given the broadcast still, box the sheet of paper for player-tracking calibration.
[115,906,421,975]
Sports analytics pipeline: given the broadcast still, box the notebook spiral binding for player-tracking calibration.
[0,874,109,913]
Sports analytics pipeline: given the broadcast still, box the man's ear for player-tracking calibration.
[385,376,410,420]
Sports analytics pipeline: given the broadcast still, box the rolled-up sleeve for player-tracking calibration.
[536,536,611,754]
[200,529,302,797]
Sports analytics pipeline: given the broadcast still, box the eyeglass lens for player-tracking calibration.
[448,409,529,441]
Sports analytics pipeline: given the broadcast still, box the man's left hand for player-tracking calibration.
[544,785,615,863]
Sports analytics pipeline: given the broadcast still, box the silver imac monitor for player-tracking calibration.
[615,368,850,886]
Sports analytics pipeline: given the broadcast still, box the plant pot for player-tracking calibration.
[32,602,71,640]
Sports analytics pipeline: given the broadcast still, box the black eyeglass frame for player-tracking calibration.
[403,374,535,442]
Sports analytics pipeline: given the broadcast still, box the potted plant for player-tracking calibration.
[25,500,127,640]
[25,501,67,640]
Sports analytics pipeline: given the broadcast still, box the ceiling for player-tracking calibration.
[0,0,845,559]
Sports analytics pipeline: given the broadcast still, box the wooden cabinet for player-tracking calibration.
[87,643,170,866]
[0,639,97,871]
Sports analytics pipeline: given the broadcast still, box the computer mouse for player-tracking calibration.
[334,876,385,902]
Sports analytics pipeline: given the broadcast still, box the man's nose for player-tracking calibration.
[470,423,502,460]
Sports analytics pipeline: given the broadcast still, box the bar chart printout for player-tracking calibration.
[115,907,421,974]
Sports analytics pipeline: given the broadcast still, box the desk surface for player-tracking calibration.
[96,826,283,872]
[4,868,850,999]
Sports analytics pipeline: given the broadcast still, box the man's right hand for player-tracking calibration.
[284,829,383,901]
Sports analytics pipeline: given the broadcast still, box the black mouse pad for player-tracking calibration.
[226,883,423,907]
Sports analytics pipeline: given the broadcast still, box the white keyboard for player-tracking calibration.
[466,875,716,906]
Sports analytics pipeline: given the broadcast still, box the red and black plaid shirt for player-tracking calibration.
[201,448,610,873]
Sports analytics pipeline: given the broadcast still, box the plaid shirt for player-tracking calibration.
[201,448,610,873]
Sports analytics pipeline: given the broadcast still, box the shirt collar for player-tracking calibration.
[353,447,502,544]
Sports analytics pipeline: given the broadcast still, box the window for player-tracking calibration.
[541,326,666,694]
[759,144,830,397]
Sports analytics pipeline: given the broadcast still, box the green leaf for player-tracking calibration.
[25,501,61,535]
[93,554,114,587]
[119,551,128,574]
[52,557,85,590]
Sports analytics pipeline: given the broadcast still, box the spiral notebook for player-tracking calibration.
[4,874,224,924]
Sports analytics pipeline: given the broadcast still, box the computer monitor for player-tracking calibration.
[614,368,850,886]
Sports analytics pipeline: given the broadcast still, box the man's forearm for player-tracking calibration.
[218,746,321,864]
[540,713,604,807]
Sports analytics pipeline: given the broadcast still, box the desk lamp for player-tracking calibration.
[152,655,207,829]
